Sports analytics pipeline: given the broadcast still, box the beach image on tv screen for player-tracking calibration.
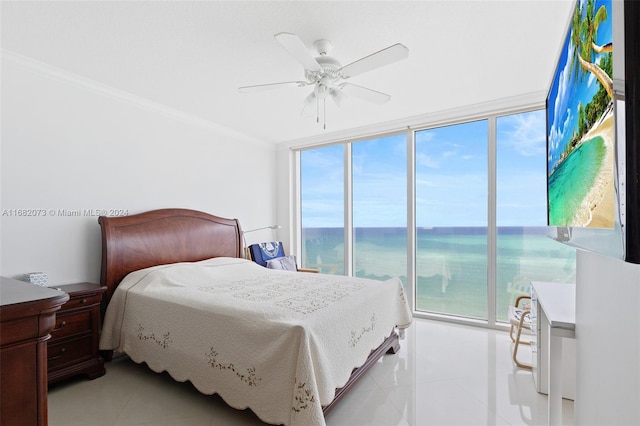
[547,0,614,229]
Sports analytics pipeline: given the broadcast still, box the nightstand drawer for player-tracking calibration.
[50,310,92,340]
[62,292,102,310]
[47,335,93,369]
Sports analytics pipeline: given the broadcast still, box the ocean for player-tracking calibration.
[301,226,576,322]
[548,136,606,226]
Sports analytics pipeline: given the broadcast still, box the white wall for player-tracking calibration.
[575,249,640,425]
[1,52,277,285]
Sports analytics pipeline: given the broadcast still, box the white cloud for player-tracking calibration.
[416,151,440,169]
[499,110,546,157]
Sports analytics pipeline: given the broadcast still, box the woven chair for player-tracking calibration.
[508,294,532,370]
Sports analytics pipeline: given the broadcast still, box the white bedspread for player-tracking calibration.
[100,257,412,426]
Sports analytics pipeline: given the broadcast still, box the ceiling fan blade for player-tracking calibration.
[300,91,317,117]
[330,87,348,107]
[339,43,409,78]
[238,81,308,93]
[340,83,391,104]
[275,32,322,72]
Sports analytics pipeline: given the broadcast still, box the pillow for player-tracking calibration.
[248,242,286,267]
[266,255,298,271]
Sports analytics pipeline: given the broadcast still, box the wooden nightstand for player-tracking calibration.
[47,282,107,384]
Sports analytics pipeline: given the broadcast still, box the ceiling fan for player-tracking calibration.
[238,32,409,129]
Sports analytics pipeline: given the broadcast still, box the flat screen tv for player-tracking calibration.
[546,0,640,264]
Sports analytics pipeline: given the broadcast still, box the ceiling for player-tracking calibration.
[1,1,575,144]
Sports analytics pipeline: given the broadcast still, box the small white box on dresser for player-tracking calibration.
[23,272,48,287]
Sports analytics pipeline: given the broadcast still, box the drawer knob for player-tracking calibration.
[80,298,87,303]
[48,347,67,361]
[53,321,66,331]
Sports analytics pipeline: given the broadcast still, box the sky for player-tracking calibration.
[300,109,547,228]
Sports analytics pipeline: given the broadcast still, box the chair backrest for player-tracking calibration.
[248,241,286,267]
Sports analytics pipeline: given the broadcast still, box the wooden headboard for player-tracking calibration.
[99,208,243,304]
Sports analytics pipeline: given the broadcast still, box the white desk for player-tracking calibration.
[531,281,576,426]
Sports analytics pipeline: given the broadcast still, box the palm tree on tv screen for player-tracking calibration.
[570,0,613,99]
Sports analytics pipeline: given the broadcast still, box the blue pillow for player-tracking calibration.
[248,242,286,267]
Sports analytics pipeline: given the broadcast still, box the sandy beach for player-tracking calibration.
[574,107,616,228]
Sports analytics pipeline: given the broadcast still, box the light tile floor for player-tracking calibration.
[48,318,574,425]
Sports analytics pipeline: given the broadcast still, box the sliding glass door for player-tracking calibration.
[415,120,488,319]
[495,111,576,321]
[352,134,407,284]
[296,108,576,326]
[299,145,345,275]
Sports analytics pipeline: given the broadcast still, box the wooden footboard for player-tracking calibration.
[322,330,400,416]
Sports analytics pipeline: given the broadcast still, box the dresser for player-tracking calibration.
[0,277,69,426]
[47,282,107,384]
[530,281,576,426]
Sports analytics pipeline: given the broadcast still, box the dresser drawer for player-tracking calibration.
[47,335,93,369]
[0,316,40,346]
[50,309,92,341]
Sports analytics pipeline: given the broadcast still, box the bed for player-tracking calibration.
[98,208,412,426]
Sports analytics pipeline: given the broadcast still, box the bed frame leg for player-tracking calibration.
[322,330,401,416]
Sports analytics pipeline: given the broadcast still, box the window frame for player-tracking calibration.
[291,99,573,330]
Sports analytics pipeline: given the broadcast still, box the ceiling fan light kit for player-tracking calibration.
[239,32,409,130]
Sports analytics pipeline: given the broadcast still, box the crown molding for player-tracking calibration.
[2,49,268,147]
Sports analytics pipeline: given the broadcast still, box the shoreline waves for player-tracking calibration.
[549,106,615,228]
[576,108,615,228]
